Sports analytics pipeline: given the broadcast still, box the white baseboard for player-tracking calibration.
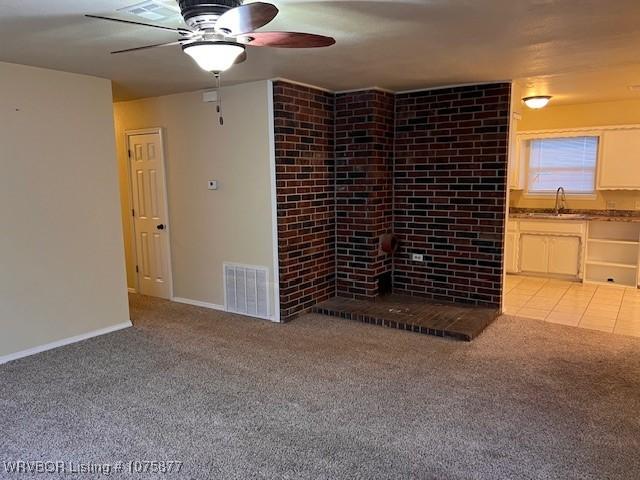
[171,296,279,323]
[128,288,137,294]
[0,321,133,365]
[171,297,226,311]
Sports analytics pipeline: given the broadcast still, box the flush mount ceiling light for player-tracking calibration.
[182,41,245,73]
[522,96,552,109]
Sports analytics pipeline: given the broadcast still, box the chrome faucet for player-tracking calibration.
[555,187,566,215]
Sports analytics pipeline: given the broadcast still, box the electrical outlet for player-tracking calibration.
[411,253,424,262]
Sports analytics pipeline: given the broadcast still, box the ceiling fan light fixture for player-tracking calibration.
[182,41,245,72]
[522,95,552,109]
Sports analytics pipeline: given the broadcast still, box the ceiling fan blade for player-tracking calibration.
[85,14,192,35]
[246,32,336,48]
[234,51,248,65]
[111,40,187,55]
[215,2,279,35]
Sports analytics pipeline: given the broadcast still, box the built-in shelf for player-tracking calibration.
[585,221,640,288]
[586,260,637,269]
[588,238,639,246]
[585,265,637,287]
[584,279,632,288]
[589,221,640,243]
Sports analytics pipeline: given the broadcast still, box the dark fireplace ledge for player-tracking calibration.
[312,295,499,341]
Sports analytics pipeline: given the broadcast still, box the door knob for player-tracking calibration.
[157,224,166,230]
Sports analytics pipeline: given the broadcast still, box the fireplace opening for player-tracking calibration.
[377,272,393,297]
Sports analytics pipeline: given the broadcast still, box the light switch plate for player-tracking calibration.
[412,253,424,262]
[207,180,218,190]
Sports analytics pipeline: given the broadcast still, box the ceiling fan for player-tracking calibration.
[86,0,336,73]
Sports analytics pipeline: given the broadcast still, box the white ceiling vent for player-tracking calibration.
[224,264,270,320]
[118,1,180,22]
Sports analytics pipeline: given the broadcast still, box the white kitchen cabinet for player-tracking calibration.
[520,235,549,273]
[509,136,525,190]
[598,128,640,189]
[548,236,581,276]
[507,85,524,191]
[505,231,518,273]
[518,221,586,277]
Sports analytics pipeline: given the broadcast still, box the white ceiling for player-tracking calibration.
[2,0,640,103]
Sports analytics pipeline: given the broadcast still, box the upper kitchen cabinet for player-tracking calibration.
[508,109,525,190]
[508,138,525,190]
[597,128,640,190]
[508,83,525,191]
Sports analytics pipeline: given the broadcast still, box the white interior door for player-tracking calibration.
[128,131,172,299]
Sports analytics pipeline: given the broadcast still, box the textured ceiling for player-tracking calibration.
[1,0,640,103]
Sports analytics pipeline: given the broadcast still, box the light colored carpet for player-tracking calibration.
[1,294,639,479]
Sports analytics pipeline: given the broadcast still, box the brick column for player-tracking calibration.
[393,84,511,306]
[273,81,336,321]
[335,90,395,299]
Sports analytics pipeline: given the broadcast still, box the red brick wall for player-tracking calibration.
[272,81,336,321]
[393,83,511,306]
[335,90,395,298]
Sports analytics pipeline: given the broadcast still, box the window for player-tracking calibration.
[526,136,599,195]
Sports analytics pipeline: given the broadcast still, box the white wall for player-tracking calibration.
[0,62,131,359]
[113,81,278,319]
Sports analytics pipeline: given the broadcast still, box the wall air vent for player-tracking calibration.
[118,0,180,22]
[224,263,270,320]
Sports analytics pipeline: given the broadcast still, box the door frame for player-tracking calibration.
[123,127,174,298]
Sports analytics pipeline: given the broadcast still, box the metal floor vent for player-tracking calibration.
[118,1,180,22]
[224,264,269,319]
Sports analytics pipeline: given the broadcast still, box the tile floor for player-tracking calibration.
[505,275,640,337]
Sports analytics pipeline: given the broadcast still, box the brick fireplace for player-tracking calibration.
[335,90,395,299]
[273,81,511,322]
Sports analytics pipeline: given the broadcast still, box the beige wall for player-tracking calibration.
[0,62,130,359]
[511,98,640,210]
[113,81,277,318]
[518,98,640,131]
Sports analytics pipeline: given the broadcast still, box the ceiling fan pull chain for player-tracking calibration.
[215,73,224,126]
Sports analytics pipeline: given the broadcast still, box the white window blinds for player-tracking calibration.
[527,136,599,194]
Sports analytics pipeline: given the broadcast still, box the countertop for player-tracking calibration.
[509,209,640,223]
